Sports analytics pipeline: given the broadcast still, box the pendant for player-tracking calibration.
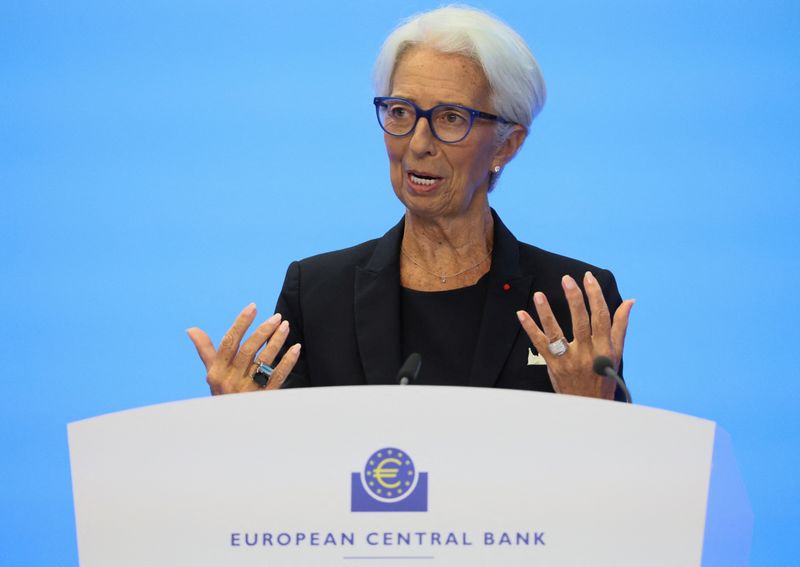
[441,277,447,283]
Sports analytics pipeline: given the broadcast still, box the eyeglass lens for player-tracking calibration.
[378,100,473,142]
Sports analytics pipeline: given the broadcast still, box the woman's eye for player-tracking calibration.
[439,111,466,124]
[389,107,409,118]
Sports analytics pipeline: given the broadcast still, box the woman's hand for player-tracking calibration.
[516,272,634,400]
[186,303,302,395]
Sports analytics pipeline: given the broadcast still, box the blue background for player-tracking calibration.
[1,0,797,564]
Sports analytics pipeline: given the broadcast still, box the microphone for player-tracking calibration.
[397,353,422,385]
[592,356,632,404]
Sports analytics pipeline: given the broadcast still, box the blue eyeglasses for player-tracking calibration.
[373,97,512,143]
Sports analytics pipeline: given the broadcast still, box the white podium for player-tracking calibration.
[68,386,752,566]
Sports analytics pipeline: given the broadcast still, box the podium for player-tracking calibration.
[68,386,752,566]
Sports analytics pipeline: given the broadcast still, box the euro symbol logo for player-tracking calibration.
[373,458,402,489]
[354,447,424,510]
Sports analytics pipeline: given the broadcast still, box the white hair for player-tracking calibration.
[373,5,546,129]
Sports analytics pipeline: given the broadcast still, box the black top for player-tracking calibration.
[400,274,490,385]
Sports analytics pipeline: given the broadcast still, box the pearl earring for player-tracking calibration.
[493,165,501,174]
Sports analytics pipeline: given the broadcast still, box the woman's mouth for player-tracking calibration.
[407,171,444,192]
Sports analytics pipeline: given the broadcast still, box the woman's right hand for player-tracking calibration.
[186,303,302,395]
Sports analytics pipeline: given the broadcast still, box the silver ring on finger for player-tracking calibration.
[547,337,569,357]
[252,359,274,388]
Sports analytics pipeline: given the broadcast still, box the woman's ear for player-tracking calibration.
[493,125,528,169]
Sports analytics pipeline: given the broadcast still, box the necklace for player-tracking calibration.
[401,247,493,284]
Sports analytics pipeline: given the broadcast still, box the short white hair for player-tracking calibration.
[373,5,546,129]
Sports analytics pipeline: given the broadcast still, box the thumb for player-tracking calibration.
[186,327,216,370]
[610,299,635,363]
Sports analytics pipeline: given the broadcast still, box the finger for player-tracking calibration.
[611,299,635,362]
[516,310,550,356]
[265,343,302,390]
[257,319,291,366]
[231,367,264,394]
[584,272,611,338]
[232,313,282,371]
[562,275,591,343]
[186,327,216,370]
[532,291,564,341]
[216,303,257,366]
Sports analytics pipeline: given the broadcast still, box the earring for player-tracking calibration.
[492,165,501,174]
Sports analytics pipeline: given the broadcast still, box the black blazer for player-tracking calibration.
[275,211,623,395]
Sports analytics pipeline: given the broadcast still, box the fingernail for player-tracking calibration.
[516,310,526,323]
[585,271,596,285]
[290,343,302,354]
[279,320,290,333]
[562,275,576,290]
[534,292,545,306]
[266,313,281,325]
[245,302,256,314]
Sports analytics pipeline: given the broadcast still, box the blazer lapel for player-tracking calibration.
[354,219,404,385]
[469,212,533,387]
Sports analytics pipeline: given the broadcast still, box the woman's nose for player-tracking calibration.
[408,116,437,155]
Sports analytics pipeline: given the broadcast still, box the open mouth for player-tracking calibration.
[407,171,443,188]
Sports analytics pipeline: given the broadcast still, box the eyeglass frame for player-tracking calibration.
[373,96,513,144]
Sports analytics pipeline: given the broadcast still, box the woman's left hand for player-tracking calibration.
[516,271,634,400]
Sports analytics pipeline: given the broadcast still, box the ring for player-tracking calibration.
[252,360,274,388]
[547,338,569,357]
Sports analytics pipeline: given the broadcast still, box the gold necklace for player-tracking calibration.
[401,247,493,284]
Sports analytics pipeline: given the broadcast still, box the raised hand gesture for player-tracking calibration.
[187,303,301,395]
[517,272,634,399]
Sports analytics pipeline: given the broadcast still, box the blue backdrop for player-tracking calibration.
[2,1,798,564]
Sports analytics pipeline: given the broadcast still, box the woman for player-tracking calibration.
[187,6,634,399]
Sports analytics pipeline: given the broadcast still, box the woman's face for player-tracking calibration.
[385,47,521,221]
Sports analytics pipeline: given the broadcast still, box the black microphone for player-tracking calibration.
[592,356,632,404]
[396,353,422,385]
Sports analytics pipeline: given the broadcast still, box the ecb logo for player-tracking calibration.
[351,447,428,512]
